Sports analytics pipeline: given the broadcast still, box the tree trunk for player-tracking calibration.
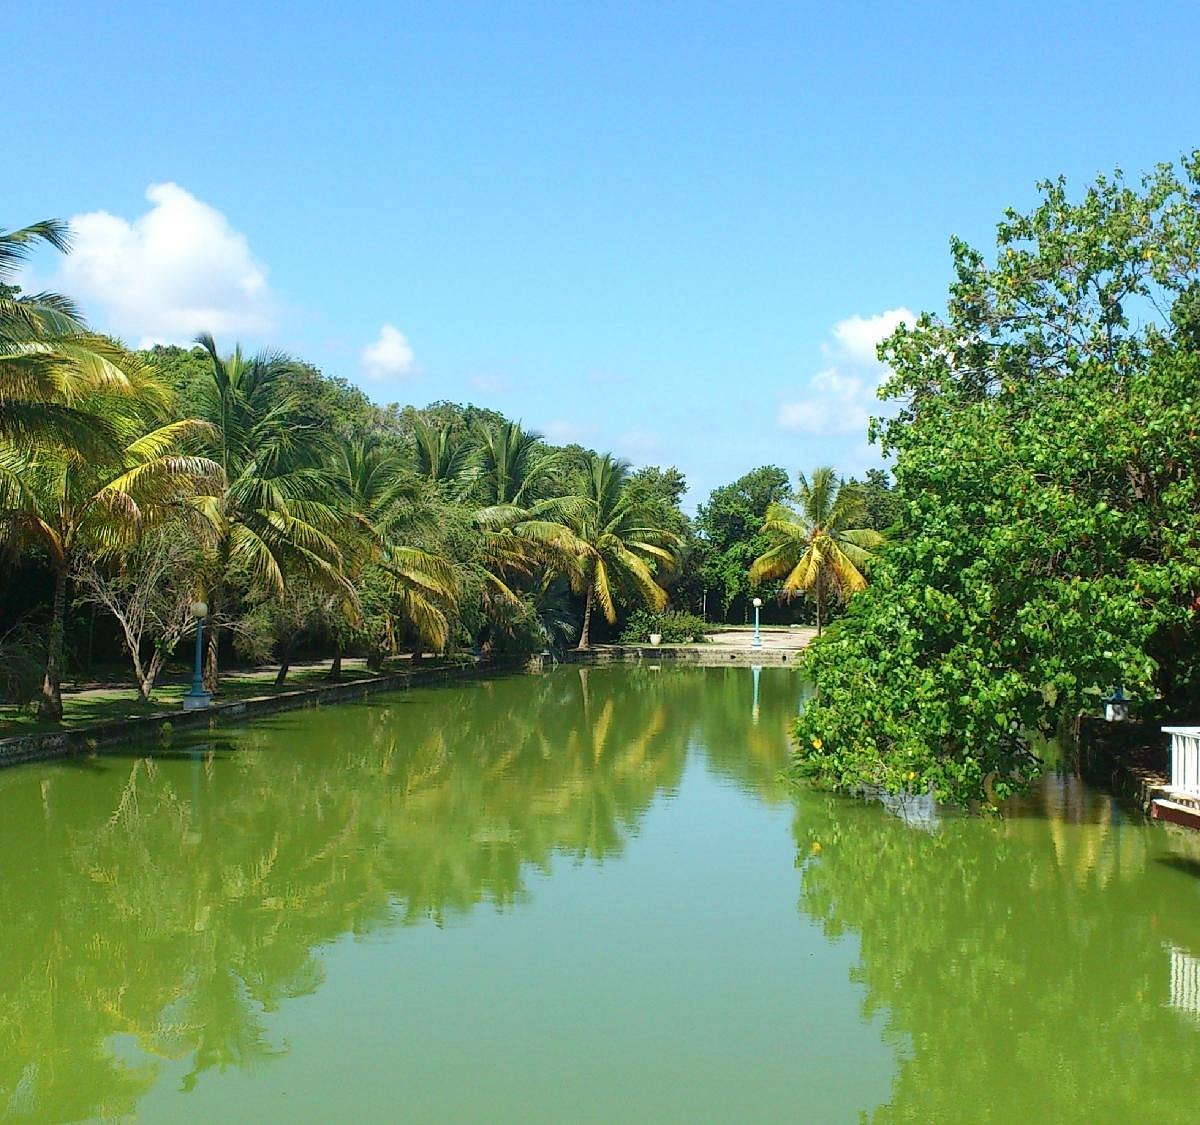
[139,649,167,703]
[328,647,343,680]
[203,585,222,693]
[576,582,595,650]
[275,651,291,687]
[38,566,69,722]
[816,577,824,637]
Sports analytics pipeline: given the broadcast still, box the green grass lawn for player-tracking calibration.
[0,660,405,738]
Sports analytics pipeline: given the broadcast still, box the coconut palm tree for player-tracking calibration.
[462,420,582,632]
[471,419,561,508]
[0,377,219,720]
[1,220,150,454]
[749,466,883,635]
[190,334,348,689]
[560,453,681,649]
[334,432,458,662]
[408,415,471,486]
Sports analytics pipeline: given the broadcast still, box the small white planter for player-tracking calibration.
[649,633,662,646]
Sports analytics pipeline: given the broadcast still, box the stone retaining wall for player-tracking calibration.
[561,645,800,667]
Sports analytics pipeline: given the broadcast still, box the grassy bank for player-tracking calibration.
[0,660,395,737]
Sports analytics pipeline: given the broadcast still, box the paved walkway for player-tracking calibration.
[705,627,815,651]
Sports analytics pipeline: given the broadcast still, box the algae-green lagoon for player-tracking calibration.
[3,665,1200,1122]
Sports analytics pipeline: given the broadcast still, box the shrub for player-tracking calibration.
[619,609,709,644]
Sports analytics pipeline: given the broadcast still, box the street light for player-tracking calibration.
[752,597,763,649]
[1104,685,1129,723]
[182,600,212,711]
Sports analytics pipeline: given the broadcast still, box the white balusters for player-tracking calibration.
[1169,944,1200,1019]
[1163,727,1200,797]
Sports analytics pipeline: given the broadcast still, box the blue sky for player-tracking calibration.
[11,1,1199,504]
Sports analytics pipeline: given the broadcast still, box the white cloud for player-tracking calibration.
[831,308,913,366]
[778,306,915,435]
[361,324,417,381]
[61,182,273,347]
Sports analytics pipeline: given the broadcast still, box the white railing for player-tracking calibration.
[1164,726,1200,796]
[1170,944,1200,1019]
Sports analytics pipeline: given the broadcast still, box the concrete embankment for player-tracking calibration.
[561,644,802,667]
[0,634,811,770]
[0,660,509,770]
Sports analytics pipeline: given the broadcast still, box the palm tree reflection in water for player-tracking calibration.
[0,665,794,1119]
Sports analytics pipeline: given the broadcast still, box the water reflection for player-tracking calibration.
[795,773,1200,1121]
[0,665,793,1120]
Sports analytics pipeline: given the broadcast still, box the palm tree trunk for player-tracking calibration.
[203,584,222,693]
[328,644,343,680]
[275,655,290,687]
[816,577,824,637]
[576,582,595,650]
[37,565,68,722]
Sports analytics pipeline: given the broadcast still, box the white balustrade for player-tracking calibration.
[1170,944,1200,1019]
[1164,726,1200,797]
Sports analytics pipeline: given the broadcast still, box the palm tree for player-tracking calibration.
[1,220,148,454]
[471,419,560,508]
[749,466,883,635]
[190,335,348,689]
[334,432,457,663]
[562,453,681,649]
[0,376,218,720]
[408,415,470,486]
[463,420,579,634]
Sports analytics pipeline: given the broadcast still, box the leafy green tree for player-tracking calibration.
[794,154,1200,805]
[694,465,791,619]
[72,519,208,701]
[847,468,901,533]
[749,467,882,635]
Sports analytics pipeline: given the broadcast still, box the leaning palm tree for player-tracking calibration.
[0,381,219,720]
[561,453,681,649]
[749,466,883,635]
[190,334,348,689]
[0,220,149,454]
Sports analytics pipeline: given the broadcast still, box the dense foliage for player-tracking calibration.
[618,608,709,644]
[0,226,730,714]
[795,154,1200,804]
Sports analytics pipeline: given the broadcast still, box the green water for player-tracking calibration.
[2,665,1200,1122]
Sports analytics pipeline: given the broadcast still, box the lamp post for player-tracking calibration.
[1104,685,1128,723]
[182,600,212,711]
[752,597,763,649]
